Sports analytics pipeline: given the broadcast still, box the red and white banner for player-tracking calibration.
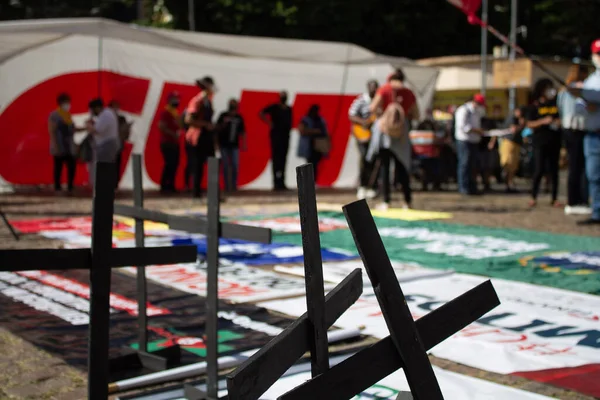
[259,273,600,395]
[0,34,438,190]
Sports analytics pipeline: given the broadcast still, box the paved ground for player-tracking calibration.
[0,180,597,399]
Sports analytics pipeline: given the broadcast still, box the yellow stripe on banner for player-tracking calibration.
[114,216,169,231]
[370,208,453,221]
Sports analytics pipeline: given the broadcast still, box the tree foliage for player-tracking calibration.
[1,0,598,59]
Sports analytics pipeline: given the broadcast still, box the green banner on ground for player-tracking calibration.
[266,212,600,295]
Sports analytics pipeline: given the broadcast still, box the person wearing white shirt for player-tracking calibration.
[454,94,486,195]
[86,98,119,185]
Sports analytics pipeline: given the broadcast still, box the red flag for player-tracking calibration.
[447,0,482,20]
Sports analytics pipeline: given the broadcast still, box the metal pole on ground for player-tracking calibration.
[188,0,196,31]
[480,0,488,96]
[508,0,518,119]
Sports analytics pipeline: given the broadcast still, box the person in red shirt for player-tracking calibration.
[366,69,419,210]
[158,92,182,193]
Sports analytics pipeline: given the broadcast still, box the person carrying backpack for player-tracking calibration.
[366,69,419,210]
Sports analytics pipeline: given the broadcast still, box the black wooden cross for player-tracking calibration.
[0,162,198,400]
[113,156,272,400]
[278,199,501,400]
[226,164,364,400]
[109,155,182,374]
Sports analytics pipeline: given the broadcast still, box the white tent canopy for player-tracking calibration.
[0,18,439,190]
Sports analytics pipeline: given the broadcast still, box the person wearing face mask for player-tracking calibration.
[48,93,84,193]
[525,78,562,208]
[260,91,293,191]
[454,93,487,195]
[158,92,182,193]
[216,98,247,193]
[570,39,600,225]
[86,98,120,186]
[185,76,217,199]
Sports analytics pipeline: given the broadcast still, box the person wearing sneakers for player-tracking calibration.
[526,78,562,208]
[571,39,600,225]
[454,93,487,195]
[367,69,418,210]
[348,79,379,200]
[558,64,591,216]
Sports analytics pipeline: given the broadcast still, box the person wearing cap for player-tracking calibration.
[367,68,418,210]
[454,93,487,195]
[572,39,600,225]
[185,76,217,199]
[158,92,182,193]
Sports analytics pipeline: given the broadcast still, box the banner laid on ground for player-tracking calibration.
[370,208,453,221]
[123,355,554,400]
[0,268,292,382]
[232,216,348,233]
[260,273,600,398]
[124,261,333,303]
[172,237,357,266]
[268,212,600,294]
[275,260,454,291]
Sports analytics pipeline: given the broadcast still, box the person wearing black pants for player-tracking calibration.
[565,130,589,207]
[380,149,411,206]
[526,78,562,207]
[53,155,76,192]
[260,91,292,190]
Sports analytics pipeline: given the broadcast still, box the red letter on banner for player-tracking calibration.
[0,71,149,185]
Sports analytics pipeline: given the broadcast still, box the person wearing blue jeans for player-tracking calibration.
[216,98,246,193]
[572,39,600,225]
[456,141,479,194]
[584,133,600,223]
[454,94,487,195]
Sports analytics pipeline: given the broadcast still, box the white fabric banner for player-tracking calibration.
[153,355,554,400]
[259,273,600,375]
[124,262,332,304]
[275,260,454,291]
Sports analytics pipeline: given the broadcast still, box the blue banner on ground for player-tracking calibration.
[172,237,357,265]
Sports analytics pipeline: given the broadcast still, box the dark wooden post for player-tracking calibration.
[0,209,19,240]
[205,157,221,399]
[132,155,148,353]
[296,164,328,377]
[88,162,117,400]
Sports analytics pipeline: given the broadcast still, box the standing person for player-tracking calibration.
[48,93,82,193]
[526,78,562,208]
[572,39,600,225]
[558,65,591,215]
[185,77,216,199]
[109,100,132,188]
[367,69,419,210]
[454,94,487,195]
[297,104,330,180]
[158,92,182,193]
[348,79,379,199]
[260,91,292,191]
[86,98,119,185]
[499,107,525,193]
[216,98,247,192]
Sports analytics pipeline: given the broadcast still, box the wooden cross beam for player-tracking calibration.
[296,164,329,377]
[0,162,198,400]
[278,199,500,399]
[226,164,363,400]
